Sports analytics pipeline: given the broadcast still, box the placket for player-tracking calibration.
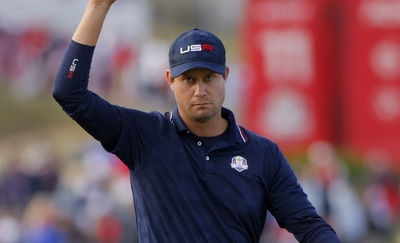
[181,129,239,175]
[181,131,208,174]
[182,131,216,175]
[203,140,237,175]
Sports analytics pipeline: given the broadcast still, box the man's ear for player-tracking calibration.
[165,69,174,90]
[223,66,230,81]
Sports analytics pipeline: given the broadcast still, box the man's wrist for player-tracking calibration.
[87,1,112,12]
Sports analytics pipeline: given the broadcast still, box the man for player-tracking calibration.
[53,0,341,242]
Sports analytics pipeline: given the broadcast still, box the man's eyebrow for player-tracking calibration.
[182,70,215,77]
[203,71,217,77]
[180,73,191,79]
[207,71,216,75]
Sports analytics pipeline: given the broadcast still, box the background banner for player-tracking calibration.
[241,0,340,151]
[343,0,400,162]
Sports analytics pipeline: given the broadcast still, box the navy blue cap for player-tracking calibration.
[169,28,226,78]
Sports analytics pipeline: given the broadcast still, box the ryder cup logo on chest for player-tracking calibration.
[230,156,248,172]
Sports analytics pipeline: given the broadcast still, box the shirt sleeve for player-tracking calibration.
[52,40,157,170]
[266,144,341,242]
[52,39,123,146]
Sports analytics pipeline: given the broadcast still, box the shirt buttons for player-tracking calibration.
[186,130,190,134]
[205,156,210,161]
[197,141,202,146]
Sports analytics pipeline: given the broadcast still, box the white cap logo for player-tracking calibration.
[180,44,214,54]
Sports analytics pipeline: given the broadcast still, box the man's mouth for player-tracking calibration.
[193,103,211,106]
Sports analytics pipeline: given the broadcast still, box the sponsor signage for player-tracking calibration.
[241,0,338,151]
[343,0,400,162]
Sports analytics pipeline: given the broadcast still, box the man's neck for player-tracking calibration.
[183,115,229,137]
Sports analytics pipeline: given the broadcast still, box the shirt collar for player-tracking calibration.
[170,106,248,144]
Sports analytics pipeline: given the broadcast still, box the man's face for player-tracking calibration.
[166,67,229,123]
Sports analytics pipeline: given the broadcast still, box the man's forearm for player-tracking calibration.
[52,41,95,116]
[72,1,114,46]
[53,0,114,109]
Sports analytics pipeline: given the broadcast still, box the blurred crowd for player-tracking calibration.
[0,139,137,243]
[261,142,400,243]
[1,138,400,243]
[0,24,174,107]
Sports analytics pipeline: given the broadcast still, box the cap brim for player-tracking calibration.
[170,61,226,78]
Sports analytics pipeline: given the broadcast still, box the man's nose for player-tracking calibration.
[194,81,206,96]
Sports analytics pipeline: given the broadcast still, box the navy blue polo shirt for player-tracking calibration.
[53,41,340,243]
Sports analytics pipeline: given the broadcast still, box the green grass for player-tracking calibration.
[0,87,70,136]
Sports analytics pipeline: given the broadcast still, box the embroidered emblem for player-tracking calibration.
[230,156,248,172]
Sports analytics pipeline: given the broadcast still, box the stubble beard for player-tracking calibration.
[190,105,220,123]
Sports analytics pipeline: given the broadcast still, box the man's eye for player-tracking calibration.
[205,75,215,81]
[185,78,194,84]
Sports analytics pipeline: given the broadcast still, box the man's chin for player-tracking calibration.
[192,116,211,123]
[191,110,217,123]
